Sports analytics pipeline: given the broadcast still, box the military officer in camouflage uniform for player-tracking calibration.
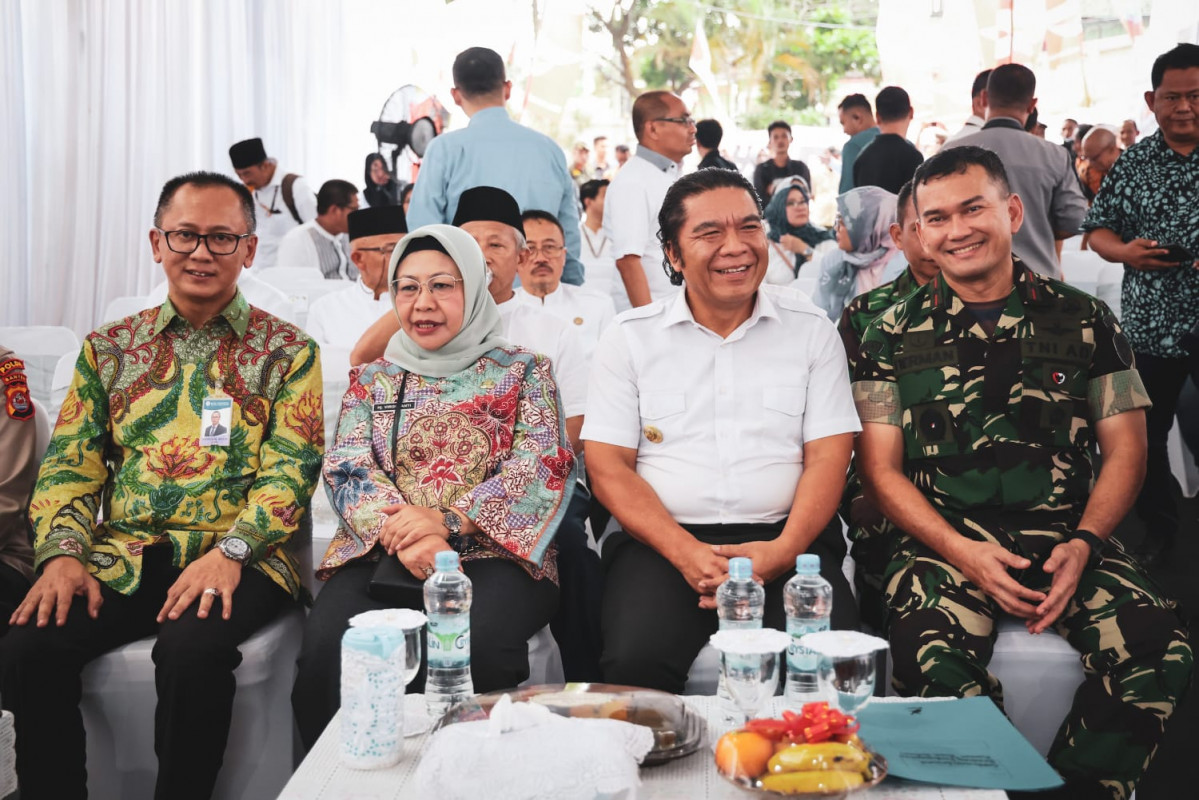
[853,146,1191,799]
[837,179,941,629]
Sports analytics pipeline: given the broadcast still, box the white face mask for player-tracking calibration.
[485,267,494,286]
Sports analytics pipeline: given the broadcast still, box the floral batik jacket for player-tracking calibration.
[320,347,576,583]
[31,293,324,599]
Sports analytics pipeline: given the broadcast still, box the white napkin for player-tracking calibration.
[798,630,890,658]
[413,695,654,800]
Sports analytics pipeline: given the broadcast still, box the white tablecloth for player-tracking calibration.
[278,696,1009,800]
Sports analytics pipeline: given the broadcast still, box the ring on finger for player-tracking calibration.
[203,587,220,597]
[422,567,433,578]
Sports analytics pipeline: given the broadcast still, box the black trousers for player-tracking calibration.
[599,517,859,694]
[0,547,289,800]
[1132,350,1199,548]
[292,554,559,751]
[0,561,31,638]
[548,484,604,682]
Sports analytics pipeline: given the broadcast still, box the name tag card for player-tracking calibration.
[200,396,233,446]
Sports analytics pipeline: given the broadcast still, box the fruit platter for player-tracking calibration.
[714,702,887,797]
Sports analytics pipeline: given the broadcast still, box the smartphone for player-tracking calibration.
[1159,243,1196,263]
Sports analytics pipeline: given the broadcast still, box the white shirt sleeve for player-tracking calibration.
[602,175,651,261]
[801,316,862,443]
[291,176,318,223]
[274,226,317,269]
[552,324,589,419]
[580,323,641,449]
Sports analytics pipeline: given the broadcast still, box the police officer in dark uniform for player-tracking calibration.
[853,146,1191,799]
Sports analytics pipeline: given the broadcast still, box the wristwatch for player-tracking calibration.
[440,507,462,537]
[1065,529,1105,569]
[217,537,252,566]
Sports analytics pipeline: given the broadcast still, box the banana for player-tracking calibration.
[760,770,865,794]
[766,742,870,775]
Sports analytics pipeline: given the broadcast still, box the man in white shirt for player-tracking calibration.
[519,210,616,360]
[228,138,317,268]
[274,180,360,280]
[454,187,602,681]
[583,168,861,692]
[945,69,991,144]
[603,91,694,309]
[578,179,621,304]
[306,206,407,352]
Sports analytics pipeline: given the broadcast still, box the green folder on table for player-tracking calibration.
[857,697,1064,791]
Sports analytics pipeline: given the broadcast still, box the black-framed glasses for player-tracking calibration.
[527,243,564,257]
[392,273,464,301]
[156,228,252,256]
[357,243,399,256]
[655,115,696,127]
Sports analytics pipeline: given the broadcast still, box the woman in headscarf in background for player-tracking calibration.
[363,152,402,208]
[810,186,899,320]
[763,178,835,284]
[292,224,575,750]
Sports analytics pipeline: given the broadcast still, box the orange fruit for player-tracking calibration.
[715,730,776,780]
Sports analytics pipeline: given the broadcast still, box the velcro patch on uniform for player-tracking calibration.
[852,380,901,426]
[0,357,33,420]
[1021,338,1093,366]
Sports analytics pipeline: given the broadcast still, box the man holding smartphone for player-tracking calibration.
[1082,43,1199,566]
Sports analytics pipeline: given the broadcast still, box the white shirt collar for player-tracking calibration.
[663,286,780,338]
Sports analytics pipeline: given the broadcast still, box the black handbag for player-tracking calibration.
[368,552,426,606]
[367,370,426,605]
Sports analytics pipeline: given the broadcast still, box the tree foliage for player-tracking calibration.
[586,0,880,120]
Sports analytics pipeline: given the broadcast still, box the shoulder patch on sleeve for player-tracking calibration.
[1,357,34,420]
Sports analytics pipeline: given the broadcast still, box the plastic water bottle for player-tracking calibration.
[783,554,833,708]
[340,626,405,768]
[715,557,765,727]
[424,550,474,719]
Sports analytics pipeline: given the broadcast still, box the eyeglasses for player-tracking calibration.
[357,243,399,256]
[833,215,844,230]
[392,273,464,301]
[655,115,697,127]
[156,228,252,256]
[527,243,564,257]
[785,199,809,208]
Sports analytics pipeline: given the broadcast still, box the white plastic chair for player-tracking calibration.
[0,326,81,409]
[81,608,305,800]
[49,346,82,424]
[254,268,345,330]
[881,615,1084,757]
[1060,251,1106,298]
[31,397,52,461]
[321,345,352,448]
[1095,260,1124,320]
[100,296,151,326]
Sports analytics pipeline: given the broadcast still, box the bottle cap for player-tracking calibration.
[729,557,752,580]
[796,554,820,574]
[434,550,460,572]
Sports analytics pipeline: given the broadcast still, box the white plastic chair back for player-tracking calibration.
[254,268,345,329]
[1095,261,1124,320]
[321,345,352,447]
[0,326,81,408]
[100,296,150,326]
[48,347,81,425]
[31,397,52,461]
[1060,251,1106,298]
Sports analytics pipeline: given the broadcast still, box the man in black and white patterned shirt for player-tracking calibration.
[1082,43,1199,564]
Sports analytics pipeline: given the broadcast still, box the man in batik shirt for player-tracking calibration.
[0,171,324,800]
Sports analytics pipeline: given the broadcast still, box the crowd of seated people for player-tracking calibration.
[1,41,1197,800]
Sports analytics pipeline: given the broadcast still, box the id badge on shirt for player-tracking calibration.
[200,396,233,447]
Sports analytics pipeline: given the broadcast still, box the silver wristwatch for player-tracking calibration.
[217,537,252,566]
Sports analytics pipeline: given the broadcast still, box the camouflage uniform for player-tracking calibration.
[852,258,1192,799]
[836,267,920,630]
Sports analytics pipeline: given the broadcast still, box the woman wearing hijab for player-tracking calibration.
[763,179,835,284]
[810,186,899,320]
[363,152,402,208]
[292,224,576,749]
